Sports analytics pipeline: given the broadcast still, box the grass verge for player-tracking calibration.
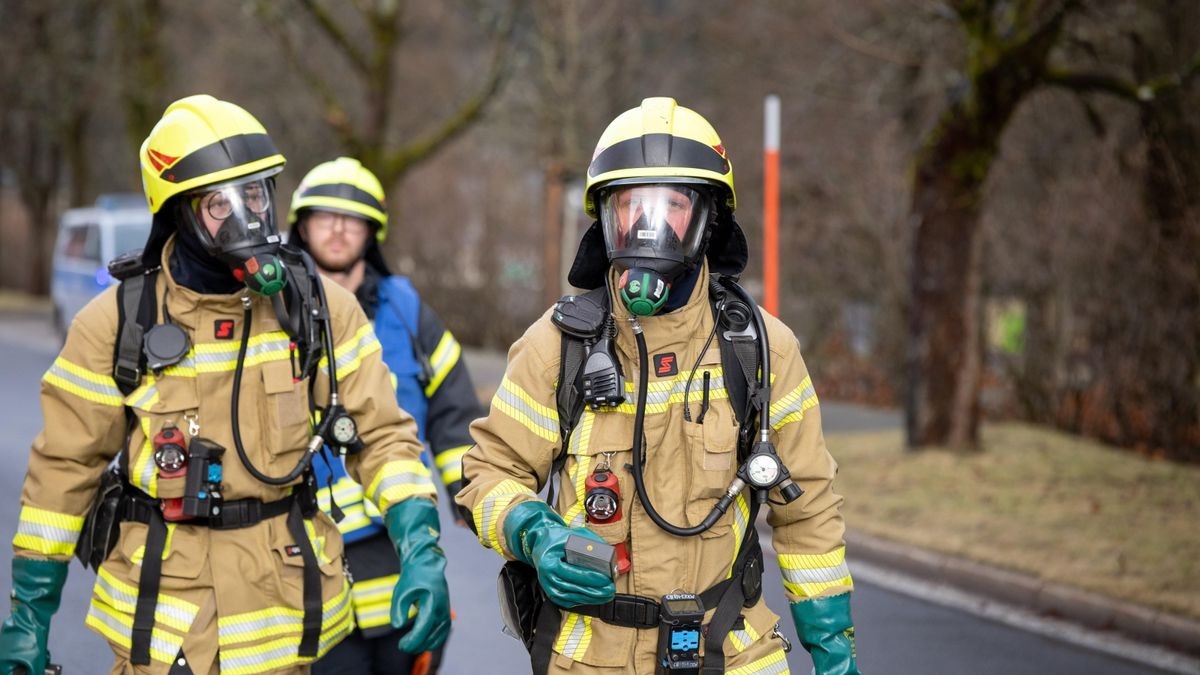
[828,422,1200,620]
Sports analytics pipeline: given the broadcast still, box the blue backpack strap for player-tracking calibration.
[378,276,434,385]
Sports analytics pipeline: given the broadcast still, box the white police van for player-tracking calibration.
[51,194,151,337]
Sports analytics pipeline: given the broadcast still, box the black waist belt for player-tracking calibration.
[569,578,734,630]
[530,521,763,675]
[123,488,323,664]
[124,493,295,529]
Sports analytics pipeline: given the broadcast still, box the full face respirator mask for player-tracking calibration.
[180,175,288,295]
[599,184,712,316]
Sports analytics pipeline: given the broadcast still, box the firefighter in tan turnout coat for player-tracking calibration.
[0,95,451,674]
[457,98,862,674]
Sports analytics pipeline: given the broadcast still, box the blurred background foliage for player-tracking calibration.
[1,0,1197,460]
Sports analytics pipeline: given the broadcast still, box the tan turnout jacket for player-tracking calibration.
[13,238,436,674]
[457,265,854,674]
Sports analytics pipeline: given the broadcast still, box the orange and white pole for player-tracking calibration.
[763,94,780,316]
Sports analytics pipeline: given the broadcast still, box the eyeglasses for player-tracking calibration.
[305,211,370,236]
[198,183,271,221]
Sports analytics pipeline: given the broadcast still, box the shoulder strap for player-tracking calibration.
[379,276,434,384]
[113,269,160,396]
[113,269,160,479]
[547,286,608,504]
[710,275,766,458]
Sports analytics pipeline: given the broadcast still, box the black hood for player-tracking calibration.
[568,211,748,290]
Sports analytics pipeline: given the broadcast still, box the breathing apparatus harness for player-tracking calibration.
[76,242,362,665]
[509,274,802,674]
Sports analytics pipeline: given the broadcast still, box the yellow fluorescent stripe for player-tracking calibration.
[494,376,559,441]
[779,546,853,598]
[97,567,199,615]
[770,376,819,430]
[494,397,559,442]
[85,607,182,664]
[11,534,74,556]
[50,356,119,385]
[318,323,380,379]
[424,332,461,397]
[218,583,351,645]
[501,377,558,422]
[561,454,591,528]
[782,577,854,599]
[435,445,470,469]
[131,417,157,497]
[473,479,536,553]
[778,546,846,570]
[554,612,592,660]
[42,372,123,406]
[436,445,470,485]
[18,505,84,530]
[364,460,432,499]
[727,645,789,675]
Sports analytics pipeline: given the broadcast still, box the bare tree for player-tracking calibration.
[0,1,106,293]
[906,0,1200,450]
[252,0,516,193]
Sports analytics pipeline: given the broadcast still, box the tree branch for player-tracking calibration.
[1045,47,1200,102]
[383,1,517,178]
[821,16,922,67]
[252,1,359,150]
[295,0,370,74]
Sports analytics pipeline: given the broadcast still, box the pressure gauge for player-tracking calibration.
[331,413,358,446]
[746,453,781,488]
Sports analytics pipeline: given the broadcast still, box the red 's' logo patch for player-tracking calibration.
[214,319,235,340]
[147,148,180,172]
[654,353,678,377]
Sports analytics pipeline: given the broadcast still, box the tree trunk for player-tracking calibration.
[906,111,993,449]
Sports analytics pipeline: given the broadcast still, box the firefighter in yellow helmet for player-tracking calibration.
[457,98,861,674]
[286,158,484,674]
[0,96,450,674]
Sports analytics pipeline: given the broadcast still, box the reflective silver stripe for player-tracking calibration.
[219,611,298,643]
[496,383,558,433]
[45,361,122,400]
[780,560,851,585]
[86,604,182,660]
[220,639,302,672]
[370,471,434,499]
[561,615,588,656]
[334,330,376,373]
[94,573,195,629]
[138,439,156,495]
[15,520,77,547]
[770,382,817,428]
[128,385,158,409]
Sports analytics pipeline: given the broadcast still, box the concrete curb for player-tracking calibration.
[845,529,1200,656]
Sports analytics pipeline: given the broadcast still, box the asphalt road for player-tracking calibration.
[0,315,1173,674]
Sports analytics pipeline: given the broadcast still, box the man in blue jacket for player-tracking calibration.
[289,157,483,674]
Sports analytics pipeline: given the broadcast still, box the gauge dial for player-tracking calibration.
[746,454,780,487]
[331,415,357,444]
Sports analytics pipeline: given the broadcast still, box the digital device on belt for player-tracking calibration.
[657,592,704,674]
[564,534,618,580]
[182,437,225,519]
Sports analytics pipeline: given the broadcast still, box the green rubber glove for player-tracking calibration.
[0,558,68,675]
[790,594,862,675]
[503,500,615,608]
[385,498,452,654]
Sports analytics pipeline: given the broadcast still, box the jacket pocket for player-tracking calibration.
[685,394,740,539]
[125,375,200,499]
[261,360,313,470]
[272,509,346,579]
